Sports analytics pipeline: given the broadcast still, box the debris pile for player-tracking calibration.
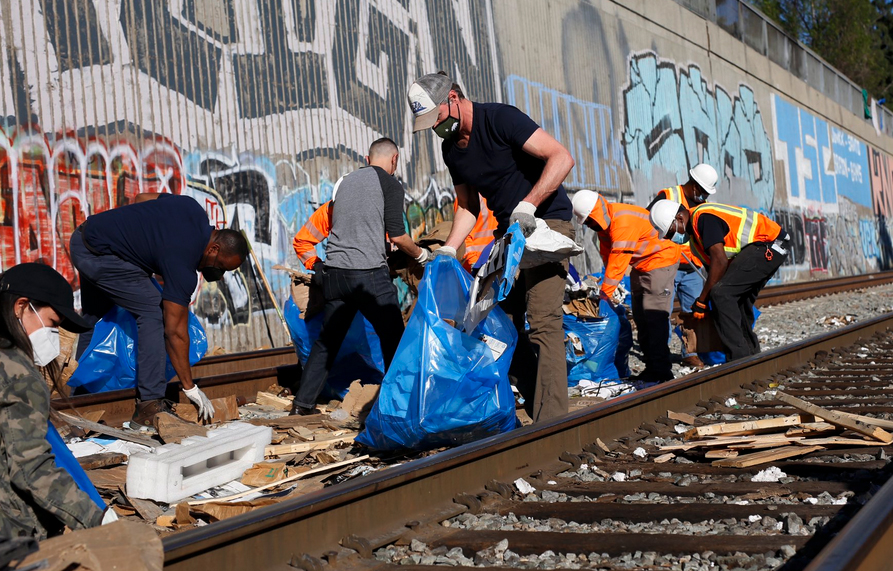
[655,391,893,467]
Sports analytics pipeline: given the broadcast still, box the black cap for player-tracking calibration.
[0,263,92,333]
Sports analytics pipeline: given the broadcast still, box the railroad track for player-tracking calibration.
[52,271,893,426]
[160,312,893,571]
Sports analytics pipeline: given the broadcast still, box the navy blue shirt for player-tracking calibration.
[83,194,213,306]
[442,102,573,230]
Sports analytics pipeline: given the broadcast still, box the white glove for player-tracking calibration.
[432,246,457,258]
[414,247,431,266]
[101,507,119,525]
[183,385,216,421]
[510,201,538,237]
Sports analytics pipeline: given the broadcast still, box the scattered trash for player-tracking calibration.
[751,466,787,482]
[514,478,536,494]
[633,447,647,458]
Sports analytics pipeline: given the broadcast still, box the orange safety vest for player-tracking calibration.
[292,201,332,270]
[594,199,680,297]
[690,203,782,265]
[656,185,702,269]
[457,195,498,271]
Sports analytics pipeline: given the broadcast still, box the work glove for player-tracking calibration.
[509,201,538,238]
[433,246,457,258]
[310,261,324,290]
[414,247,431,266]
[599,290,616,308]
[101,506,119,525]
[691,299,709,320]
[183,384,216,421]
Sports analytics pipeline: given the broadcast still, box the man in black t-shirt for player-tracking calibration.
[407,72,576,423]
[70,194,248,426]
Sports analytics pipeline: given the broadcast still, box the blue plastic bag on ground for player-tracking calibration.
[68,306,208,393]
[46,421,104,509]
[564,300,620,385]
[283,298,384,398]
[357,256,518,451]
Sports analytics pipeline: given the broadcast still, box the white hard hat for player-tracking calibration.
[689,163,718,194]
[649,199,682,237]
[571,190,600,224]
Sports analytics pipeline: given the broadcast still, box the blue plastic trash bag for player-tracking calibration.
[357,256,518,451]
[283,298,384,398]
[68,306,208,393]
[564,299,620,385]
[46,420,104,509]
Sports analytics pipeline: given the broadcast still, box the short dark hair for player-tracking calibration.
[368,137,398,160]
[216,229,249,260]
[437,71,465,99]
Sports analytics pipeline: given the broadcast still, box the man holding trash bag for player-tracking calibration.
[646,164,718,369]
[572,191,680,385]
[407,71,576,422]
[289,138,430,416]
[649,200,788,360]
[70,194,248,426]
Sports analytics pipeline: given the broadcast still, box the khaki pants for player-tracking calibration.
[630,263,678,380]
[500,219,574,423]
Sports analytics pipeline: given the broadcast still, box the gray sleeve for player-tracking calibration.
[375,168,406,238]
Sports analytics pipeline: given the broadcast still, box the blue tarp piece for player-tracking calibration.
[356,256,518,451]
[46,421,105,509]
[68,307,207,393]
[283,299,384,398]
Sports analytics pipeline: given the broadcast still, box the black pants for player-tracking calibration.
[709,242,787,361]
[294,265,404,408]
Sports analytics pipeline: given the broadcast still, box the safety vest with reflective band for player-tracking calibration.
[595,202,681,298]
[656,185,702,269]
[459,195,498,271]
[690,203,782,265]
[292,201,332,270]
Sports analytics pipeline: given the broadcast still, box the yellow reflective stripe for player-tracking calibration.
[603,276,622,286]
[466,243,489,253]
[612,240,637,248]
[304,223,325,241]
[297,250,316,263]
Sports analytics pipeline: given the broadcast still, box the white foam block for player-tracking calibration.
[126,422,272,503]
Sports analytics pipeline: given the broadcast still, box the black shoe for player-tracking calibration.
[131,398,176,426]
[289,403,321,416]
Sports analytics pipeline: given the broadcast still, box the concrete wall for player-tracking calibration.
[1,0,891,352]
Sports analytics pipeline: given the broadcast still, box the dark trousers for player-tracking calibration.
[295,265,404,409]
[501,219,574,423]
[631,263,678,380]
[69,230,168,400]
[709,242,787,361]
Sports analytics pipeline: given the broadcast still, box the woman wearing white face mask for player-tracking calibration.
[0,263,116,539]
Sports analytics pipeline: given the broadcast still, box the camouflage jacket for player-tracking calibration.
[0,340,103,540]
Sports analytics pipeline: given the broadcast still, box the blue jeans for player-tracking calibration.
[70,229,168,400]
[674,268,704,358]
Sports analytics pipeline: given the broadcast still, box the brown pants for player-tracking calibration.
[500,219,574,423]
[630,263,678,380]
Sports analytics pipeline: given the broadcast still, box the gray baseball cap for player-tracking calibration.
[408,73,452,132]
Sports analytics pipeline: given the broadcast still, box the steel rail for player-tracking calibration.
[161,312,893,571]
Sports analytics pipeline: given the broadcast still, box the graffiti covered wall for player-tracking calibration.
[3,0,893,350]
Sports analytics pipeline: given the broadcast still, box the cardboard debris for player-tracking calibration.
[174,395,240,424]
[667,410,698,425]
[17,520,163,571]
[256,391,294,411]
[336,380,380,419]
[154,412,208,444]
[240,462,288,487]
[53,410,160,448]
[86,466,128,490]
[191,498,280,522]
[265,434,355,456]
[77,452,128,471]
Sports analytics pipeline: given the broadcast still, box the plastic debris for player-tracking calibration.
[514,478,536,494]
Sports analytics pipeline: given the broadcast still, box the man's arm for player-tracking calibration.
[162,300,194,390]
[698,243,728,303]
[389,233,422,258]
[520,128,575,207]
[443,183,480,250]
[293,202,332,269]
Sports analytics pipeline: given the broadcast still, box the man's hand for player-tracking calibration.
[692,299,709,320]
[183,385,216,421]
[433,246,457,258]
[414,247,431,266]
[599,290,615,307]
[509,201,538,237]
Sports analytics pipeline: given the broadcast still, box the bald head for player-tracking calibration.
[366,137,399,175]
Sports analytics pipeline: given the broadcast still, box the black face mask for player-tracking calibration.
[201,251,225,282]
